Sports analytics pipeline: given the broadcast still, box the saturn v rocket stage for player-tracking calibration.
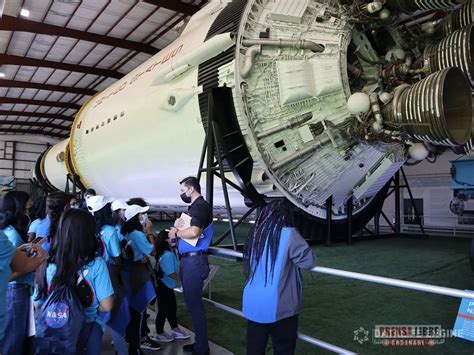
[33,0,474,236]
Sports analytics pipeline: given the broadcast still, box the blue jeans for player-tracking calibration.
[179,255,210,354]
[77,321,103,355]
[2,283,30,354]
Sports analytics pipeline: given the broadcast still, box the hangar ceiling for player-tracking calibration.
[0,0,206,139]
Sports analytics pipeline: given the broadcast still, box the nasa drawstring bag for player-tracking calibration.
[35,284,85,354]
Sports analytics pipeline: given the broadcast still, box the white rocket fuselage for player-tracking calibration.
[44,3,248,211]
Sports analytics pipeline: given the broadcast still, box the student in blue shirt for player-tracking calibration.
[152,230,190,343]
[36,208,114,355]
[242,200,316,355]
[27,195,47,241]
[121,203,158,354]
[1,190,38,354]
[36,191,70,251]
[0,197,47,348]
[87,196,128,355]
[111,199,128,236]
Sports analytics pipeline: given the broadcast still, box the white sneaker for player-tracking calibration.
[153,331,175,343]
[171,327,191,340]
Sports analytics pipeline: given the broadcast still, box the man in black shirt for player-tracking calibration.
[169,177,213,355]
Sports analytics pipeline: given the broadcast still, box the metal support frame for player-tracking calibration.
[394,171,401,234]
[400,168,426,236]
[346,197,353,244]
[65,173,83,196]
[361,167,425,238]
[196,89,262,250]
[325,196,333,247]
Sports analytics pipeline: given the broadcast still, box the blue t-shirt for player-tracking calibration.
[36,215,52,251]
[0,231,14,341]
[124,230,153,262]
[159,251,178,289]
[3,226,33,286]
[46,257,114,330]
[28,218,43,234]
[99,225,121,264]
[36,215,51,239]
[114,225,124,241]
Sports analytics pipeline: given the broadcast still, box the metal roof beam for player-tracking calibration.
[0,128,68,139]
[142,0,201,16]
[0,97,81,110]
[0,110,74,122]
[0,120,70,131]
[0,79,96,96]
[0,54,124,79]
[0,15,158,55]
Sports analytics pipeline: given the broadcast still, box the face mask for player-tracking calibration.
[140,213,148,227]
[180,189,192,204]
[71,203,80,209]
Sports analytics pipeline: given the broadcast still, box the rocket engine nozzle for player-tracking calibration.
[383,67,472,146]
[424,24,474,88]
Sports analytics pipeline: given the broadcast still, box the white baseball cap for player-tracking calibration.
[86,195,114,213]
[111,199,129,212]
[124,204,149,221]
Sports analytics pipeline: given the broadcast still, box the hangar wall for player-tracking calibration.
[369,151,473,235]
[0,139,51,193]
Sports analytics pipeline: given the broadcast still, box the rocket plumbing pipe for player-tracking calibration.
[240,38,324,78]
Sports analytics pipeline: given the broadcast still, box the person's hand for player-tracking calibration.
[168,227,178,239]
[174,218,185,230]
[145,219,153,235]
[141,255,149,264]
[29,244,47,263]
[12,244,47,276]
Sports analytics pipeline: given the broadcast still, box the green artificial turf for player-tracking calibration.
[155,222,474,354]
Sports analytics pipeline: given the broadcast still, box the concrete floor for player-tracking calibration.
[101,310,233,355]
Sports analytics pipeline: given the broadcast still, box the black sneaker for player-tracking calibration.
[141,336,161,351]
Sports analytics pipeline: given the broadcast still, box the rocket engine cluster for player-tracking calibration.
[33,0,473,227]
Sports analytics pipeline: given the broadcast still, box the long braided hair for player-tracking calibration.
[243,199,293,285]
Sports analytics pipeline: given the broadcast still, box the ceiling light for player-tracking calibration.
[20,8,30,17]
[0,73,5,78]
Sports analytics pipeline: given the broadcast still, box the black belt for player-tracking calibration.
[180,251,207,258]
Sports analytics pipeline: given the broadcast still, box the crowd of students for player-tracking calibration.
[0,188,190,355]
[0,179,317,355]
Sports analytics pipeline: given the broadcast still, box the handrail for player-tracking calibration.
[207,247,474,299]
[202,297,356,355]
[173,284,356,353]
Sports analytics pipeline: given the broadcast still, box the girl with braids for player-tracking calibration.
[242,199,316,355]
[35,208,114,354]
[36,191,71,251]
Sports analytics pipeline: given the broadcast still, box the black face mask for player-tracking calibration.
[180,192,191,204]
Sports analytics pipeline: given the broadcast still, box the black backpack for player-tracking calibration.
[34,284,86,354]
[119,237,135,262]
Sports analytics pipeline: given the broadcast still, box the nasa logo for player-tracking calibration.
[45,302,70,328]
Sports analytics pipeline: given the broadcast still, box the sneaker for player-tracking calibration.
[153,331,175,343]
[141,336,161,351]
[171,327,191,340]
